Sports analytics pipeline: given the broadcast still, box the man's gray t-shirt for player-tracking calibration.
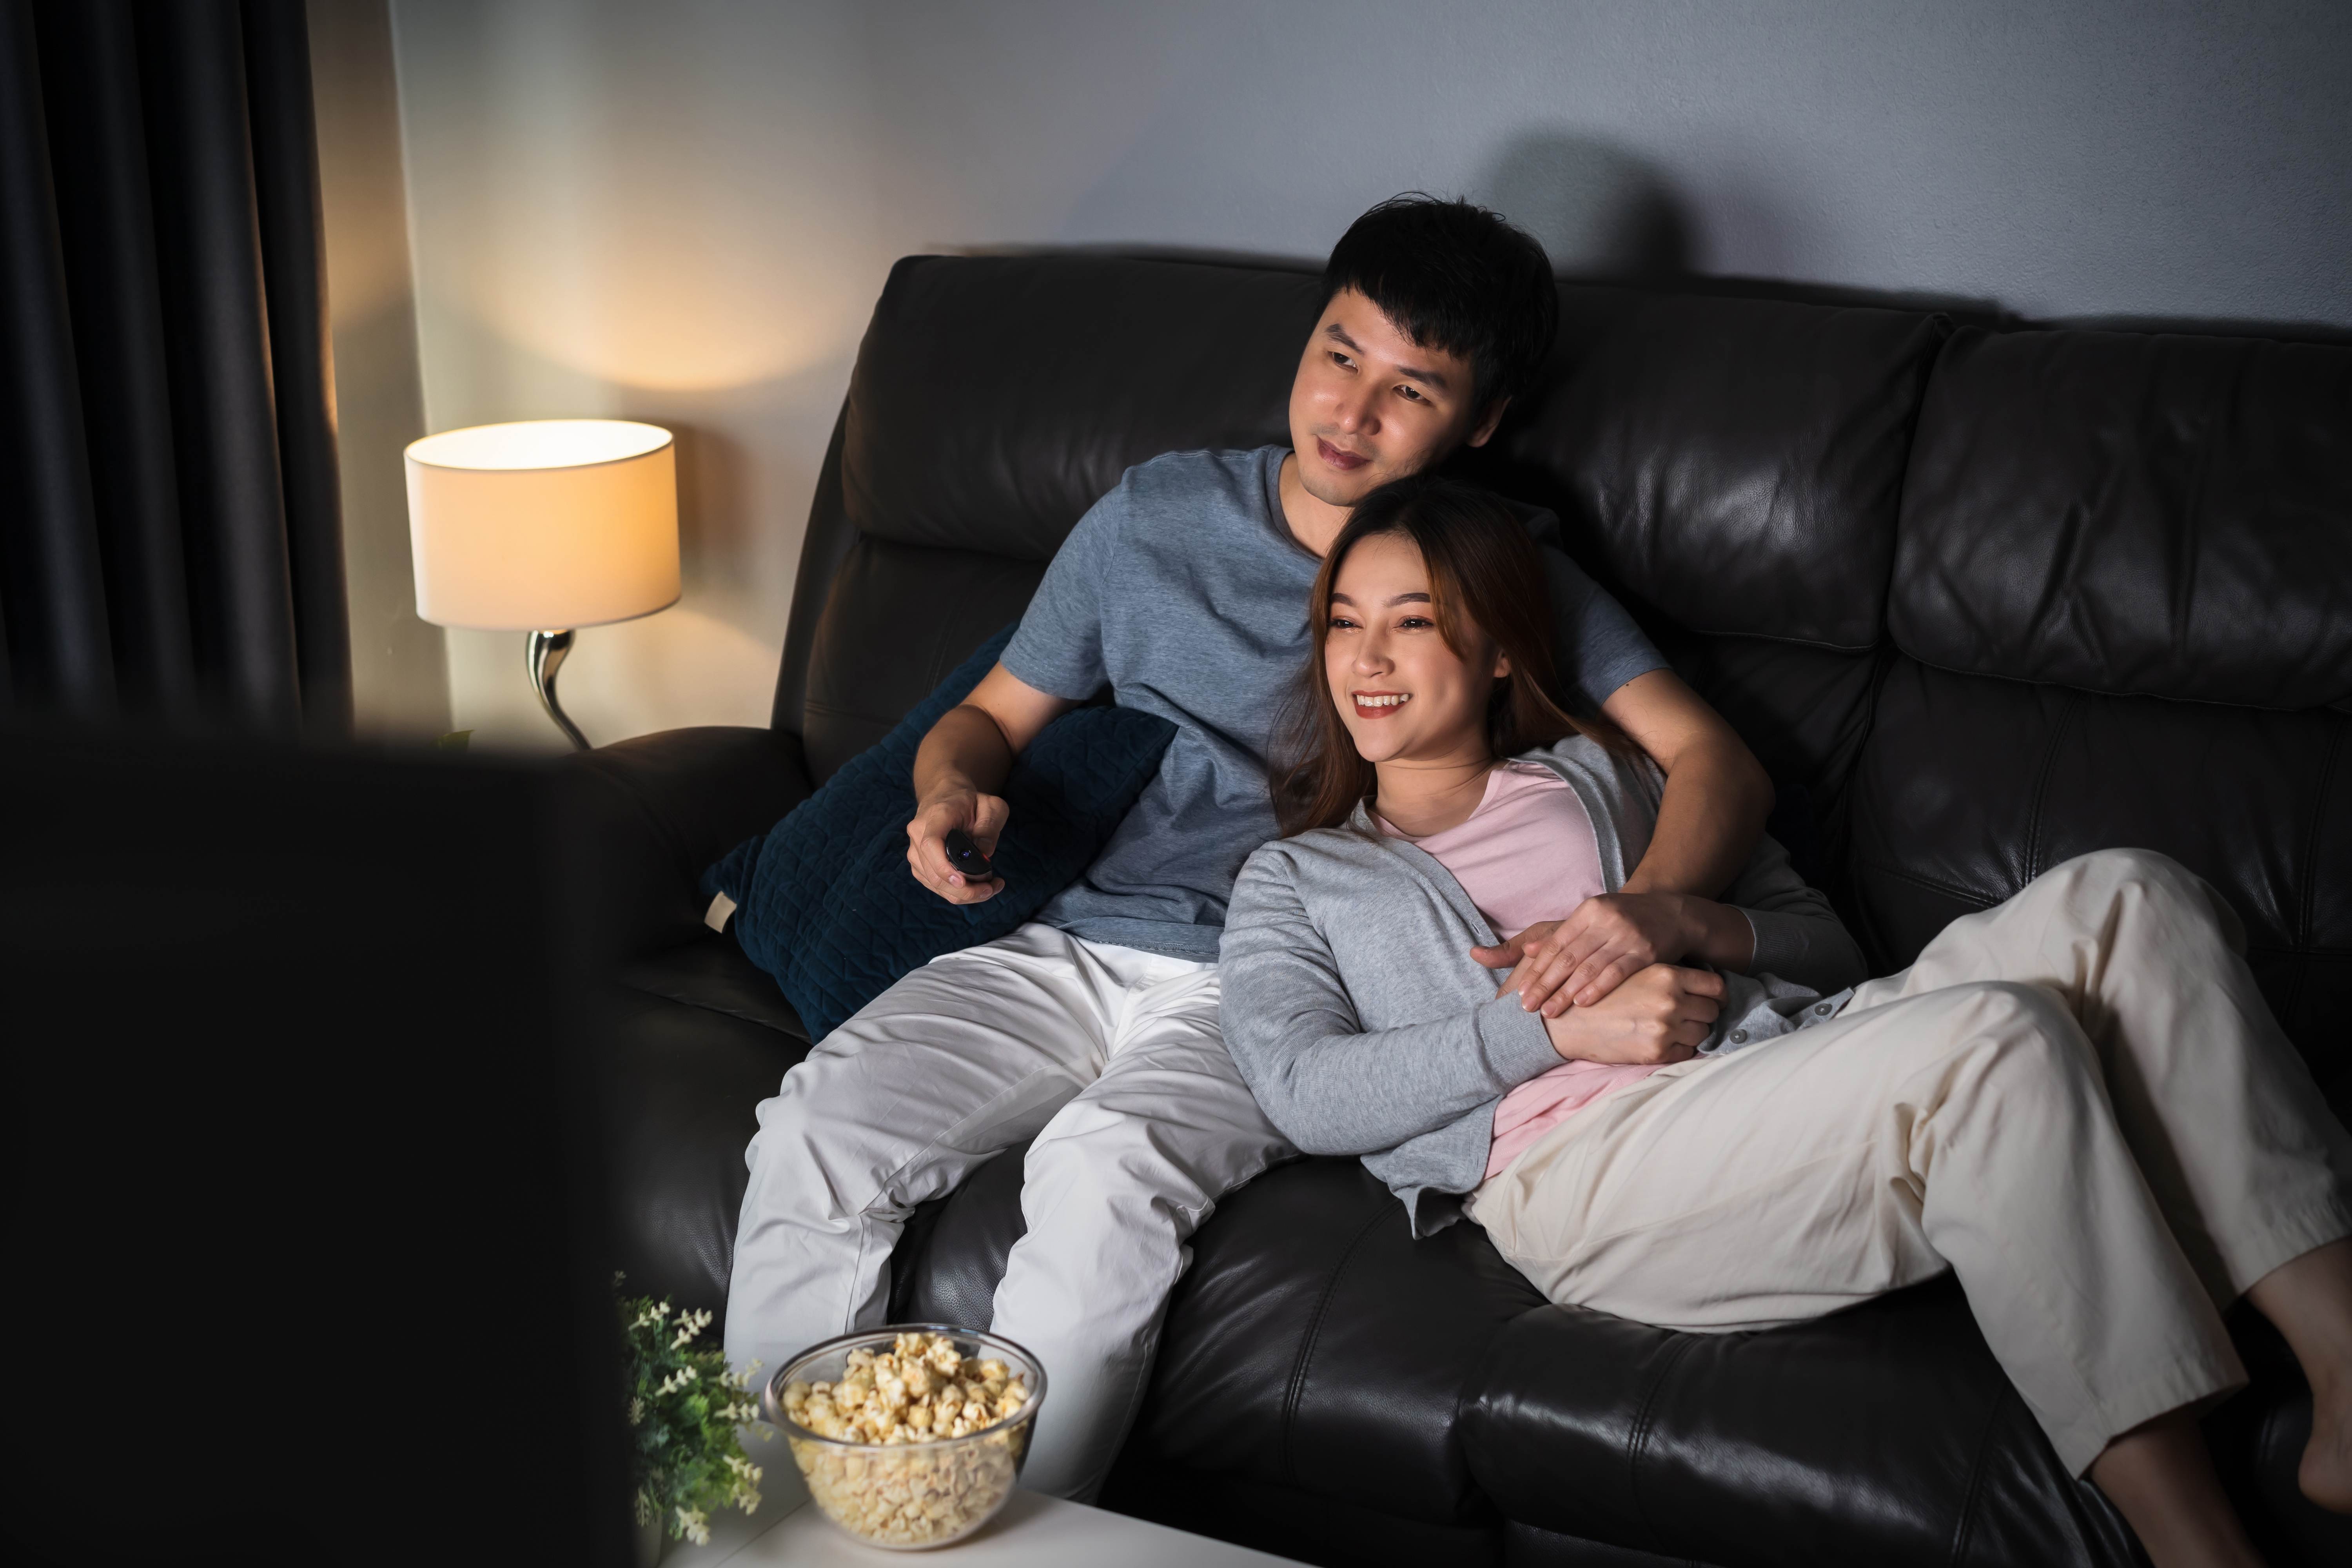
[1001,446,1664,962]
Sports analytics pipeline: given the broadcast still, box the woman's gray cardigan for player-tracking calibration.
[1219,735,1871,1237]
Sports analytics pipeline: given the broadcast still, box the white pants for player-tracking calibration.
[723,924,1296,1500]
[1469,849,2352,1475]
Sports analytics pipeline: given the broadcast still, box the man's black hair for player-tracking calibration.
[1322,193,1557,420]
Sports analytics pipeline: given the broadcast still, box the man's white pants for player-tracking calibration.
[723,924,1296,1500]
[1468,848,2352,1474]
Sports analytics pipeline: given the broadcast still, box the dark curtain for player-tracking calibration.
[0,0,348,732]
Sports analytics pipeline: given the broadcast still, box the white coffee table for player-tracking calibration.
[659,1430,1304,1566]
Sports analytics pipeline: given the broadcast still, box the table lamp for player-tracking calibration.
[405,419,679,749]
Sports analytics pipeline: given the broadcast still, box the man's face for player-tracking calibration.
[1287,288,1501,508]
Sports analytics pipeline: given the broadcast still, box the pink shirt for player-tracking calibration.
[1377,762,1665,1179]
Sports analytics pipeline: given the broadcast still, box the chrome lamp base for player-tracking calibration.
[526,628,590,750]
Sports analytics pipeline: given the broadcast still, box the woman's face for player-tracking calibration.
[1323,531,1508,767]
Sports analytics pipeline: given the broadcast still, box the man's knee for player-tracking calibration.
[1022,1100,1203,1230]
[742,1064,898,1229]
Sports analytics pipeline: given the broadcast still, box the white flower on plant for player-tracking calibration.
[621,1290,764,1545]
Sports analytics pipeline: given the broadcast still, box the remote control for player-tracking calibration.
[942,827,997,882]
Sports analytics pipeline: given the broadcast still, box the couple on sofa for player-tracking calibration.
[724,196,2352,1567]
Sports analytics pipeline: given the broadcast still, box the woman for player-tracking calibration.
[1218,473,2352,1568]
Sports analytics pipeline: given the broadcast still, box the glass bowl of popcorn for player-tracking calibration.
[762,1326,1045,1551]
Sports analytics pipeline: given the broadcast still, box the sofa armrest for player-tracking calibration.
[564,726,813,962]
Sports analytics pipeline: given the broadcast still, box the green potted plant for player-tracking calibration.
[616,1280,767,1558]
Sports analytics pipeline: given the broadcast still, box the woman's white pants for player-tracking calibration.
[722,924,1294,1501]
[1468,848,2352,1475]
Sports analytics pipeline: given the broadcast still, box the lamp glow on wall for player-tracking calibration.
[405,420,680,749]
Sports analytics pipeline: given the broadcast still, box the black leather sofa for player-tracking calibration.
[571,254,2352,1567]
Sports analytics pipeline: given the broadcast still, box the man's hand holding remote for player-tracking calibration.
[906,788,1008,903]
[906,662,1079,905]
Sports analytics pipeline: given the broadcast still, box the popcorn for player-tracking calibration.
[777,1331,1035,1547]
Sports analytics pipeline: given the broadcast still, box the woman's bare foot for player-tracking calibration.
[2089,1410,2267,1568]
[2246,1236,2352,1513]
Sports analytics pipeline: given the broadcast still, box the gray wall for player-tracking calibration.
[381,0,2352,748]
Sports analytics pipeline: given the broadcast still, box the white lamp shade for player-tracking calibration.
[405,419,681,631]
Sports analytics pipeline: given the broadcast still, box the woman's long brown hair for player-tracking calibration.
[1270,473,1633,837]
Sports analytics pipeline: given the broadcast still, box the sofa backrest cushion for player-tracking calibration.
[1845,659,2350,1106]
[786,256,1312,779]
[842,255,1318,563]
[1497,287,1948,651]
[1893,328,2352,710]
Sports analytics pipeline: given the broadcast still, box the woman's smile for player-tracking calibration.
[1352,690,1411,717]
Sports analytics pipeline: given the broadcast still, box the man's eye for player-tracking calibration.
[1396,385,1426,403]
[1330,351,1356,371]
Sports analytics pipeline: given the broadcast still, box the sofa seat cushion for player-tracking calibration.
[1130,1157,1546,1527]
[601,980,808,1318]
[1461,1277,2142,1568]
[886,1150,1543,1527]
[619,929,811,1040]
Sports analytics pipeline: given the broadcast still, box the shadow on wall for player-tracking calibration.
[1479,128,2021,329]
[982,129,2021,331]
[1478,129,1692,278]
[893,130,2342,350]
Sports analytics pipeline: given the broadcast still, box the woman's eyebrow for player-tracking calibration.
[1328,590,1432,606]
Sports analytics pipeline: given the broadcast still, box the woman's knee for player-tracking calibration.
[1938,981,2095,1080]
[2045,847,2214,921]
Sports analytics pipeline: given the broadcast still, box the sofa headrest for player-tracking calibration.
[841,254,1315,562]
[1499,287,1947,652]
[1892,327,2352,711]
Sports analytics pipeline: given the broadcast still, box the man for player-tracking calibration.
[724,195,1775,1499]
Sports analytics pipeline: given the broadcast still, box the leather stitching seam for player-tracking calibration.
[1850,857,2005,910]
[2022,690,2078,884]
[2284,717,2347,1029]
[1880,314,1956,642]
[1625,1334,1700,1553]
[1945,1379,2013,1566]
[1279,1197,1391,1489]
[615,975,809,1040]
[2298,716,2346,949]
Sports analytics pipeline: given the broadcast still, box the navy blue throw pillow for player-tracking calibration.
[701,625,1174,1040]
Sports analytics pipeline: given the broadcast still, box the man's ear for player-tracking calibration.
[1465,396,1512,448]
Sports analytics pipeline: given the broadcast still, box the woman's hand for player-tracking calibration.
[1477,892,1709,1015]
[1540,963,1726,1065]
[1479,891,1760,1014]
